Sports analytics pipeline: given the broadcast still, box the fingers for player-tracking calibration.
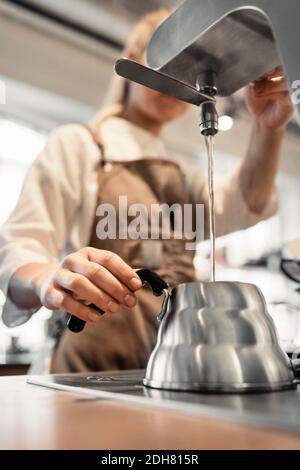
[43,286,100,323]
[253,79,288,95]
[253,90,293,111]
[247,80,293,109]
[252,91,291,101]
[53,269,124,313]
[68,260,137,306]
[81,248,142,291]
[50,249,144,321]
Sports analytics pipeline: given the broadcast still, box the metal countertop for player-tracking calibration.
[28,370,300,434]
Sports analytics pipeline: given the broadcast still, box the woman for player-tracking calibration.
[0,9,294,372]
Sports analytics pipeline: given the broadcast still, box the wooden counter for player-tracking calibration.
[1,375,300,450]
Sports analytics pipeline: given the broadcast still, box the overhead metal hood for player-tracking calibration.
[146,0,300,124]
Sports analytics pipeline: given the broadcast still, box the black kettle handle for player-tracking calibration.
[67,268,168,333]
[67,304,103,333]
[135,268,168,295]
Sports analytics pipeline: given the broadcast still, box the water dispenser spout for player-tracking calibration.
[198,74,219,136]
[199,100,219,137]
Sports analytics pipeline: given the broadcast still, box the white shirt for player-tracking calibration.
[0,117,277,327]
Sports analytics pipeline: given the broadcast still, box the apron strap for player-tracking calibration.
[81,124,107,167]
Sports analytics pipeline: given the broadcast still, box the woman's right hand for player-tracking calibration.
[33,247,143,324]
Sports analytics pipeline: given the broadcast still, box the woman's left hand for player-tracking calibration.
[245,67,294,130]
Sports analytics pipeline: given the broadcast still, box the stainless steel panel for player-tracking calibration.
[114,58,214,106]
[147,0,300,123]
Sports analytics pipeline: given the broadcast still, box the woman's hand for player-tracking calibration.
[245,67,294,131]
[33,248,143,324]
[239,69,293,215]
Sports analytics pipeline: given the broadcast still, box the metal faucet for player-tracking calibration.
[115,1,300,129]
[197,72,219,137]
[147,0,300,126]
[114,58,219,138]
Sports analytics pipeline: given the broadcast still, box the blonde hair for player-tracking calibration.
[92,8,171,133]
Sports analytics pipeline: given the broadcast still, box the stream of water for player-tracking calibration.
[205,135,216,282]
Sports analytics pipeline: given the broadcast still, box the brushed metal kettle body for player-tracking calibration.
[144,280,299,393]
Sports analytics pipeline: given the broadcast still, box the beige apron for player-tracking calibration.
[51,129,196,373]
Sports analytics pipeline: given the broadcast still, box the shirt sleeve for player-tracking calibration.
[184,163,278,239]
[0,124,90,327]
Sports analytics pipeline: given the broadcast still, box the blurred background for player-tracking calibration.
[0,0,300,374]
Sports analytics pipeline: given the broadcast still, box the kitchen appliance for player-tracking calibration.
[115,0,300,125]
[114,60,219,137]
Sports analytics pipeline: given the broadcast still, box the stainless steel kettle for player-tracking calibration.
[140,270,300,393]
